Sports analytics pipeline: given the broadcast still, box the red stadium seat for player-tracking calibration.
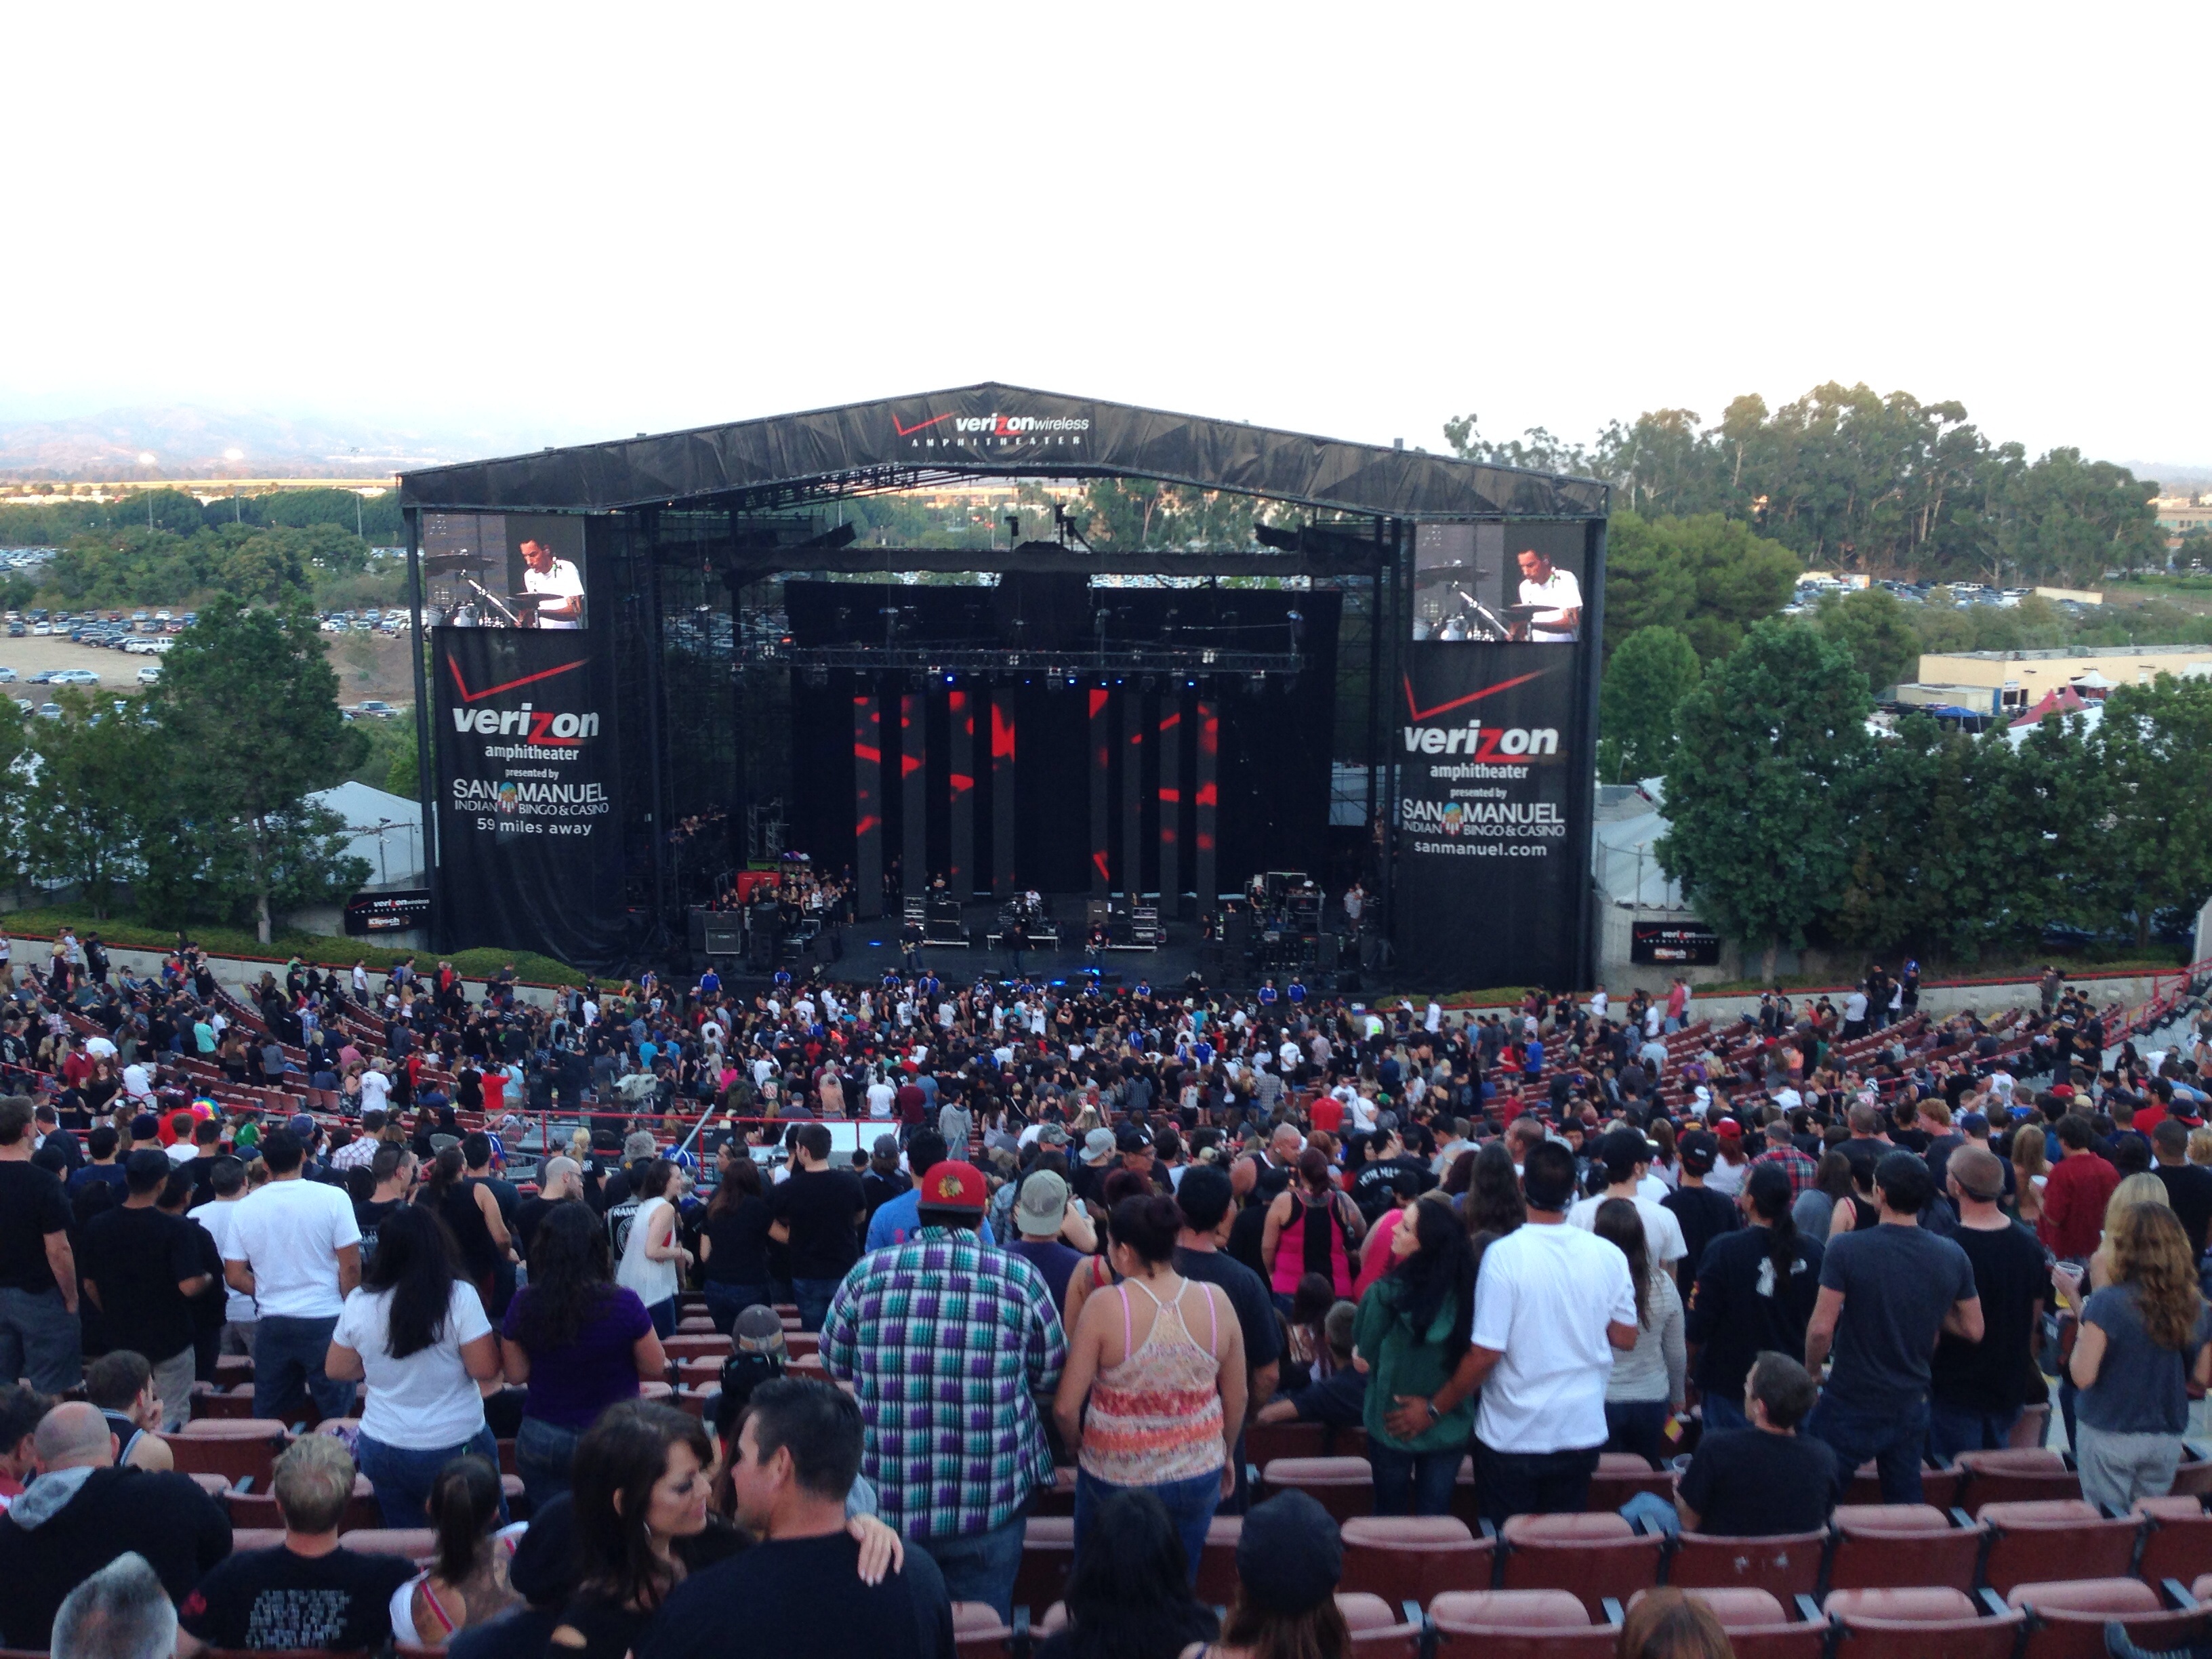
[1584,1450,1673,1511]
[1339,1515,1494,1607]
[159,1427,289,1488]
[1978,1499,2142,1595]
[1244,1420,1329,1467]
[1015,1515,1073,1614]
[1496,1511,1664,1617]
[1956,1446,2083,1509]
[1260,1456,1374,1522]
[2009,1576,2212,1659]
[1826,1502,1986,1593]
[1429,1589,1619,1657]
[1336,1591,1420,1658]
[1195,1517,1242,1610]
[2138,1494,2212,1585]
[949,1602,1016,1659]
[340,1528,436,1560]
[1823,1585,2027,1659]
[1664,1528,1828,1599]
[228,1528,287,1551]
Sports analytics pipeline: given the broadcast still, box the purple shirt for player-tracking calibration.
[502,1284,654,1430]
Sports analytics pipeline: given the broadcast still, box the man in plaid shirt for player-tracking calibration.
[1752,1118,1819,1196]
[821,1158,1065,1620]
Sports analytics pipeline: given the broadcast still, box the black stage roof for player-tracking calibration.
[398,382,1609,522]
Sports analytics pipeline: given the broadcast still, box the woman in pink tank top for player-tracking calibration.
[1053,1191,1248,1586]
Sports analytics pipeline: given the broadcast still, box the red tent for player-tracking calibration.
[2009,686,2088,728]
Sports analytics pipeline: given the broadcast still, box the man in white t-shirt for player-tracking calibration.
[1391,1139,1635,1523]
[189,1155,259,1357]
[1567,1129,1689,1266]
[1841,985,1870,1039]
[865,1072,897,1119]
[220,1127,362,1420]
[1511,548,1582,643]
[356,1065,390,1115]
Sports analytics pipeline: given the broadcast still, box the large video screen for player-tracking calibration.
[423,512,587,630]
[1412,522,1584,644]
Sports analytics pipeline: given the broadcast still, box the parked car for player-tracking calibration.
[0,668,16,684]
[136,665,161,684]
[355,700,400,719]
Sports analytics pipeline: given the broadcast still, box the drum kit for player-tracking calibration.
[424,550,565,628]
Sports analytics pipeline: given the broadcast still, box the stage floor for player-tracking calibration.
[722,895,1389,1000]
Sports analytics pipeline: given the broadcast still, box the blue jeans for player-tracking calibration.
[253,1314,356,1422]
[703,1282,773,1334]
[1605,1399,1673,1470]
[1075,1467,1222,1588]
[1702,1393,1750,1435]
[357,1422,506,1527]
[909,1511,1027,1622]
[1369,1443,1464,1517]
[1805,1393,1930,1504]
[0,1286,81,1394]
[644,1297,676,1339]
[793,1277,841,1333]
[1620,1490,1681,1536]
[1926,1399,2024,1463]
[514,1414,583,1514]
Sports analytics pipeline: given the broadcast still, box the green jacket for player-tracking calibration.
[1355,1273,1475,1453]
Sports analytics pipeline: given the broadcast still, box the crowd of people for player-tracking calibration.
[0,926,2207,1658]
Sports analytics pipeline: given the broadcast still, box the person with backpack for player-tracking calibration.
[1261,1149,1368,1306]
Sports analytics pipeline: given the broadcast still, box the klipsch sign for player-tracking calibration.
[1393,645,1586,990]
[432,628,625,968]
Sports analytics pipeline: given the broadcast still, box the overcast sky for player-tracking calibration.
[6,1,2206,469]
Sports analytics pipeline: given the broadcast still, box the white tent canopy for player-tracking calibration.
[307,780,425,888]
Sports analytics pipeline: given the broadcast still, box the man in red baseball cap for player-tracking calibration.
[818,1156,1066,1622]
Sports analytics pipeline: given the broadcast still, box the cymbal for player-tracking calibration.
[424,552,494,572]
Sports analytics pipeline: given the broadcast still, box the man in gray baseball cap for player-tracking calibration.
[1006,1170,1083,1313]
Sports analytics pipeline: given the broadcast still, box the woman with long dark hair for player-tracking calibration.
[1683,1162,1821,1434]
[614,1158,688,1338]
[325,1204,504,1526]
[1035,1488,1217,1659]
[1354,1193,1479,1514]
[1595,1197,1685,1469]
[697,1156,774,1332]
[415,1142,509,1309]
[1461,1141,1525,1273]
[501,1200,666,1513]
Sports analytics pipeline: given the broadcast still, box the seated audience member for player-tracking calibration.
[1673,1351,1839,1536]
[388,1454,523,1649]
[1254,1301,1365,1428]
[177,1435,413,1655]
[1617,1589,1736,1659]
[0,1383,54,1509]
[1036,1488,1217,1659]
[0,1401,231,1650]
[1210,1490,1351,1659]
[450,1492,575,1659]
[82,1351,176,1472]
[53,1551,178,1659]
[640,1378,949,1659]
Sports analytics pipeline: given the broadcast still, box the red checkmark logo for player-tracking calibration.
[1402,668,1547,722]
[893,412,952,437]
[446,656,588,703]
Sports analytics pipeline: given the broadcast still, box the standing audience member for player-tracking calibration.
[1459,1141,1638,1523]
[769,1125,865,1333]
[2062,1201,2212,1511]
[326,1204,503,1526]
[501,1202,666,1512]
[821,1160,1065,1620]
[1927,1145,2052,1459]
[1354,1193,1479,1515]
[697,1156,775,1331]
[1172,1166,1282,1513]
[1803,1152,1982,1502]
[2038,1114,2119,1260]
[1054,1193,1246,1581]
[614,1160,690,1339]
[0,1401,230,1650]
[0,1094,79,1393]
[1688,1164,1822,1432]
[1594,1196,1686,1470]
[176,1435,413,1655]
[79,1149,209,1431]
[223,1126,361,1421]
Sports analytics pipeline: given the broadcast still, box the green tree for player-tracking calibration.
[1812,587,1923,692]
[1657,620,1872,981]
[1603,511,1800,662]
[2087,674,2212,947]
[149,598,368,941]
[22,693,152,916]
[1599,625,1700,782]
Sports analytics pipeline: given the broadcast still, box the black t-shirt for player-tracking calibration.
[354,1197,404,1270]
[1225,1200,1271,1281]
[861,1168,912,1221]
[81,1204,203,1359]
[1685,1227,1824,1407]
[1350,1156,1435,1221]
[0,1159,71,1294]
[641,1531,954,1659]
[179,1544,415,1652]
[771,1168,866,1279]
[0,1467,232,1649]
[1173,1246,1284,1372]
[1929,1220,2052,1412]
[1662,1185,1741,1286]
[703,1196,775,1286]
[1677,1429,1839,1536]
[2157,1162,2212,1256]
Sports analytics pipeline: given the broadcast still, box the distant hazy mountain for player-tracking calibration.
[2124,462,2212,496]
[0,407,565,480]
